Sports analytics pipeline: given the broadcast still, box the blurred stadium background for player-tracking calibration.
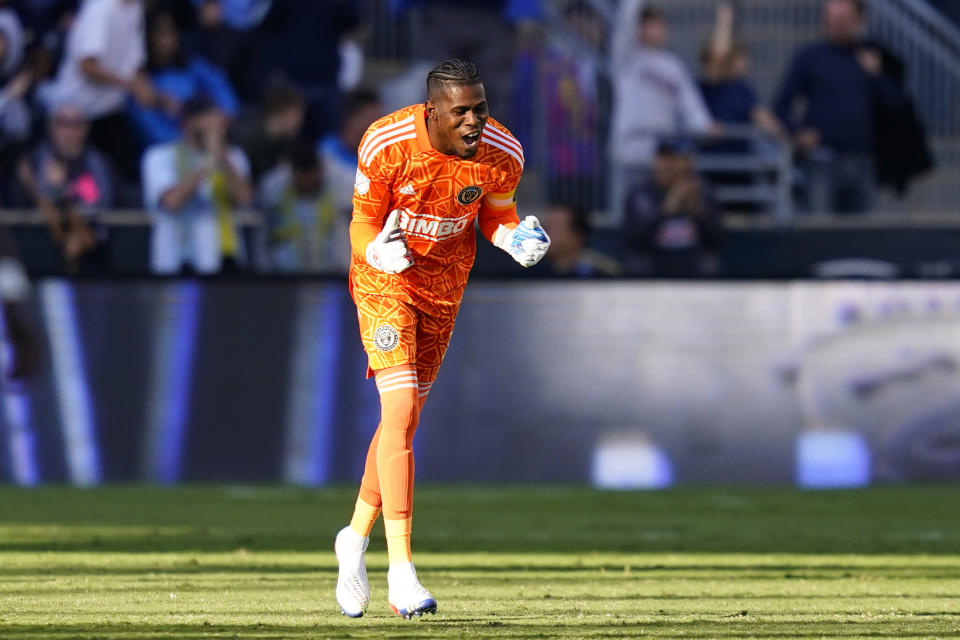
[1,0,959,637]
[0,0,957,489]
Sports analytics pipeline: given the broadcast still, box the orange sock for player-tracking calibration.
[357,423,383,509]
[374,365,420,563]
[349,496,381,538]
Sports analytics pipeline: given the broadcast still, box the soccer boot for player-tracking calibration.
[388,563,437,619]
[334,526,370,617]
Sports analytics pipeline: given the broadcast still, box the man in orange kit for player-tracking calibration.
[334,59,550,619]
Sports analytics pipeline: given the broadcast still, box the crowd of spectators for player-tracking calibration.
[537,0,930,277]
[0,0,368,275]
[0,0,936,279]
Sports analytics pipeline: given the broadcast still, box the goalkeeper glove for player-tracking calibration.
[365,209,414,274]
[493,215,550,267]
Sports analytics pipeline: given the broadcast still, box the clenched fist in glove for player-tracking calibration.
[493,216,550,267]
[365,210,414,274]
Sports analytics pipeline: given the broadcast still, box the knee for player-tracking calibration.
[379,387,420,439]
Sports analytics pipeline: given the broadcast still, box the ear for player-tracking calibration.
[425,99,438,121]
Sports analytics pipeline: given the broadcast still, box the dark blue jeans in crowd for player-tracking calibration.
[804,148,876,215]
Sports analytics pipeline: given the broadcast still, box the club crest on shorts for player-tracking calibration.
[456,185,483,206]
[373,324,400,352]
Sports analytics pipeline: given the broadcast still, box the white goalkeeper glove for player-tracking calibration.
[365,209,414,274]
[493,215,551,267]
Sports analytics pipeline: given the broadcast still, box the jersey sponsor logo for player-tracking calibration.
[396,208,472,242]
[373,324,400,352]
[456,185,483,206]
[399,184,416,196]
[355,169,371,195]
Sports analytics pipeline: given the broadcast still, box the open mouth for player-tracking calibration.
[462,130,481,148]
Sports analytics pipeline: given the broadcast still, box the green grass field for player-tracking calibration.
[0,486,958,639]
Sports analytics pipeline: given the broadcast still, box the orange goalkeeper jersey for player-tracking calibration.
[349,103,523,315]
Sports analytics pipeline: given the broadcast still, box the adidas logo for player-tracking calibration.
[399,184,415,196]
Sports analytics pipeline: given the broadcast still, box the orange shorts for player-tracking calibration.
[354,292,459,382]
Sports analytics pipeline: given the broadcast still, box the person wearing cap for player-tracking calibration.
[14,103,114,274]
[142,95,252,274]
[621,137,724,277]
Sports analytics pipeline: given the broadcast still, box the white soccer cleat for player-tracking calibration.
[334,526,370,618]
[388,563,437,619]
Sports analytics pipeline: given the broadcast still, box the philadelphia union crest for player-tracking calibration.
[456,185,483,205]
[374,324,400,352]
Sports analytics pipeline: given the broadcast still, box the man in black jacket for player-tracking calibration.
[774,0,904,214]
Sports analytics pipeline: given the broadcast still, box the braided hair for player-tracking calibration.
[426,59,482,98]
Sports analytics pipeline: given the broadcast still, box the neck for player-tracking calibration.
[56,146,81,161]
[425,112,454,156]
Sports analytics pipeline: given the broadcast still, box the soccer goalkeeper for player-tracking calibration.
[334,59,550,619]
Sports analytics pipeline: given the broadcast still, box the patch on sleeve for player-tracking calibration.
[354,169,371,195]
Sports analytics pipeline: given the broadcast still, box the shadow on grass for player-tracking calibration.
[2,620,960,640]
[1,563,959,578]
[0,486,959,555]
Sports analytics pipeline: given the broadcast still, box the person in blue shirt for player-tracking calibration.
[774,0,903,214]
[127,8,239,148]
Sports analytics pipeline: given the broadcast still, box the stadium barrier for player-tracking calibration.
[7,209,960,278]
[1,279,957,487]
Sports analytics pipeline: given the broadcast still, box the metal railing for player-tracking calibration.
[358,0,959,218]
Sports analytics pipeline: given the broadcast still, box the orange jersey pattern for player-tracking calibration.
[353,292,459,382]
[349,104,523,315]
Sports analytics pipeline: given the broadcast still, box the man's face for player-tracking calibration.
[50,107,89,157]
[268,105,305,140]
[185,109,225,149]
[653,152,691,186]
[568,10,604,48]
[149,14,180,63]
[543,206,581,256]
[293,166,321,195]
[426,83,489,159]
[343,102,382,150]
[640,17,668,48]
[824,0,862,43]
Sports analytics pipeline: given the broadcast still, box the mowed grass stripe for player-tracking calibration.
[0,487,958,639]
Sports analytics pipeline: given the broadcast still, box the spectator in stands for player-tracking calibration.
[188,0,271,101]
[699,2,783,145]
[259,143,347,274]
[142,96,252,274]
[0,225,38,383]
[14,1,77,92]
[127,8,239,148]
[774,0,903,214]
[542,202,620,278]
[317,87,382,219]
[697,2,784,213]
[0,4,31,200]
[231,82,304,184]
[540,0,607,214]
[622,138,724,277]
[609,0,713,222]
[256,0,362,141]
[45,0,156,186]
[15,103,113,273]
[395,0,542,129]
